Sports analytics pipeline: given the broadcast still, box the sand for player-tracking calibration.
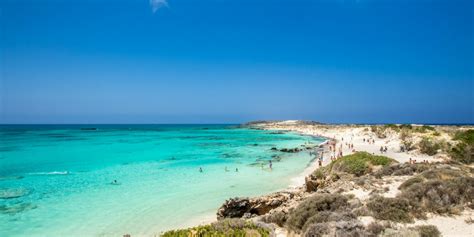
[257,121,471,237]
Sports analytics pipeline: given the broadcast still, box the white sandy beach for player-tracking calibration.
[258,121,473,237]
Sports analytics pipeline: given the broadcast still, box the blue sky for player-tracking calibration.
[1,0,473,124]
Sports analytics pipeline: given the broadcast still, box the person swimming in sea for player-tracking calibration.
[111,180,119,185]
[235,168,239,172]
[199,167,203,173]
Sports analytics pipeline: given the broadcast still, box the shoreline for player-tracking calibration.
[154,129,328,235]
[159,121,474,237]
[289,139,331,188]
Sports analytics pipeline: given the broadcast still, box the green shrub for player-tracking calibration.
[161,219,270,237]
[399,124,413,130]
[451,130,474,164]
[418,137,441,156]
[451,142,474,164]
[414,125,435,133]
[332,152,395,176]
[413,225,441,237]
[286,193,350,232]
[453,129,474,143]
[313,168,325,179]
[384,124,399,131]
[367,196,413,223]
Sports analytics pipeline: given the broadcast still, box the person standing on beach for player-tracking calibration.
[269,160,273,170]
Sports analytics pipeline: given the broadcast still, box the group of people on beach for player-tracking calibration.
[408,158,430,164]
[363,138,376,144]
[380,146,388,153]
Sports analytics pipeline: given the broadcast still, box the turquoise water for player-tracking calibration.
[0,125,323,236]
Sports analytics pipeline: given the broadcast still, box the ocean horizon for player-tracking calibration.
[0,124,324,236]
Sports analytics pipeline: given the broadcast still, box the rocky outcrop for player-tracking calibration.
[305,175,322,192]
[217,192,294,219]
[279,148,301,153]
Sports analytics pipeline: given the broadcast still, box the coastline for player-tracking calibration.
[152,128,328,235]
[159,122,473,236]
[289,139,330,188]
[160,129,328,234]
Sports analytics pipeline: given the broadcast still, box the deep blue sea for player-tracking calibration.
[0,125,324,236]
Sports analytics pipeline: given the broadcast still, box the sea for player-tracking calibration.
[0,124,324,236]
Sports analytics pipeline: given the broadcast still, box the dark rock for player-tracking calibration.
[305,175,322,192]
[217,192,294,219]
[280,148,301,153]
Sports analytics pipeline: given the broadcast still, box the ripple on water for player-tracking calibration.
[0,188,31,199]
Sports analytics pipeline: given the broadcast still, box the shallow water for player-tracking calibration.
[0,125,323,236]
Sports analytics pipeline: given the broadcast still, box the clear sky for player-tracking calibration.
[1,0,473,124]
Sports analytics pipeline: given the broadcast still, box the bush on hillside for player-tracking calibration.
[331,152,395,176]
[401,176,474,216]
[374,163,431,177]
[399,124,413,130]
[451,129,474,164]
[413,225,441,237]
[398,176,424,190]
[414,125,436,133]
[366,222,385,236]
[367,196,413,223]
[261,211,287,227]
[303,223,330,237]
[301,211,356,232]
[418,137,441,156]
[286,193,350,232]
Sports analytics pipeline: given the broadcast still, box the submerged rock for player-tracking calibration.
[217,192,294,219]
[0,188,30,199]
[279,148,301,153]
[0,176,24,181]
[0,203,37,215]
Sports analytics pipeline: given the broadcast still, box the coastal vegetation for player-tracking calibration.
[161,219,270,237]
[285,193,351,232]
[335,152,394,175]
[367,196,413,222]
[450,129,474,164]
[323,152,396,177]
[417,137,441,155]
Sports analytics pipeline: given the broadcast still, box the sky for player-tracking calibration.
[1,0,473,124]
